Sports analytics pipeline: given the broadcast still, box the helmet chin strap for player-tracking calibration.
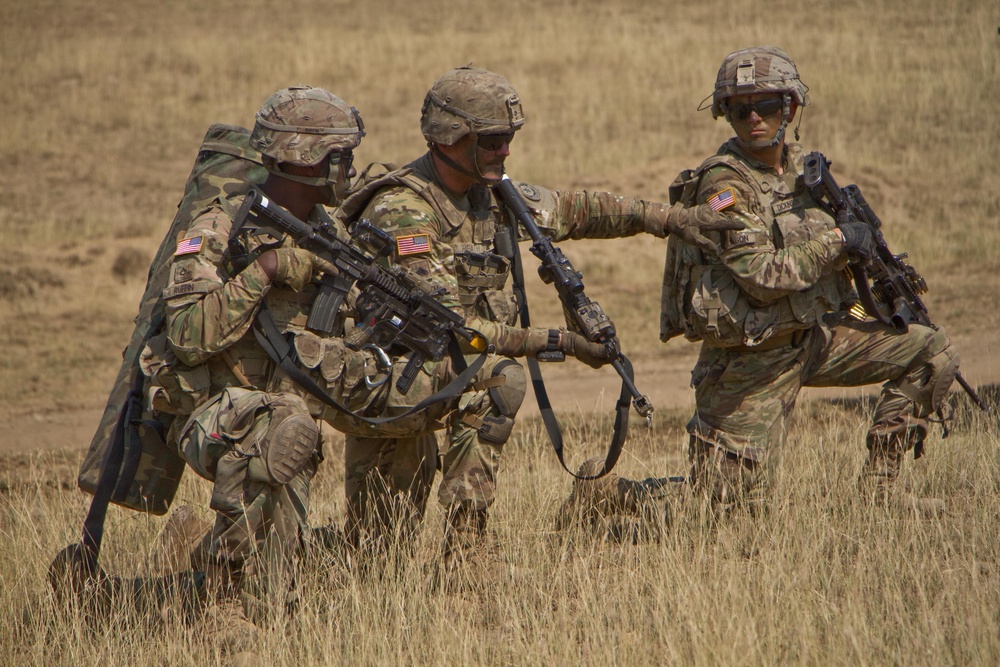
[737,121,788,151]
[264,159,346,207]
[430,138,503,187]
[730,93,792,151]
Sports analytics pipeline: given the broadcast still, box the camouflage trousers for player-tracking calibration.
[175,387,321,567]
[341,353,525,552]
[687,313,957,504]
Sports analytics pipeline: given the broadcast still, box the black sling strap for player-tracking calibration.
[252,309,488,425]
[505,223,630,481]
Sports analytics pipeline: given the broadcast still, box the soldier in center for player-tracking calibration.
[336,66,741,576]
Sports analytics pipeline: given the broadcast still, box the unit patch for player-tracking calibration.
[517,182,542,202]
[396,233,431,256]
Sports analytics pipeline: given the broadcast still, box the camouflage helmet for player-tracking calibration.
[420,66,525,146]
[250,85,365,166]
[710,46,809,119]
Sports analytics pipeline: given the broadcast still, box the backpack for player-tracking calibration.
[660,151,776,346]
[76,124,263,515]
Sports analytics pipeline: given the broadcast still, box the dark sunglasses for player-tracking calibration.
[477,133,515,151]
[728,97,784,120]
[328,150,354,172]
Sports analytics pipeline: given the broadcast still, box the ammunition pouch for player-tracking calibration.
[688,265,779,347]
[140,332,212,415]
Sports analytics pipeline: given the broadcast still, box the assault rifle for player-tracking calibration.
[803,152,989,412]
[494,176,654,424]
[232,189,487,394]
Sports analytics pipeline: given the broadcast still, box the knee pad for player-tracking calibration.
[264,402,321,485]
[475,414,515,445]
[928,346,960,414]
[487,359,526,418]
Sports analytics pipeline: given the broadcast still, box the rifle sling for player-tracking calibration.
[253,308,486,425]
[505,223,627,481]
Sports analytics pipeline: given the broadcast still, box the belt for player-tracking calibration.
[723,329,807,353]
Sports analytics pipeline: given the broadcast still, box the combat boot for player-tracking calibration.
[688,437,767,520]
[555,456,674,542]
[150,504,213,575]
[437,504,498,591]
[858,435,946,517]
[48,543,204,624]
[200,557,259,655]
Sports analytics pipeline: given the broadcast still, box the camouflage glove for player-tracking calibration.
[837,210,875,261]
[651,202,745,255]
[559,331,616,369]
[271,247,337,291]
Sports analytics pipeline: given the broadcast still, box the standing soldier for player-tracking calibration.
[660,47,960,516]
[337,65,741,577]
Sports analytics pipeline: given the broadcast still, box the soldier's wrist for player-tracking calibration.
[643,202,672,238]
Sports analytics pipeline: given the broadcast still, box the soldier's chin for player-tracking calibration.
[479,161,505,182]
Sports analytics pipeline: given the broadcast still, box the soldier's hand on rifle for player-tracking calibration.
[836,210,874,262]
[650,202,745,255]
[261,247,338,291]
[559,331,617,369]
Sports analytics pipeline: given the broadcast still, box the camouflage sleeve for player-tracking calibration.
[511,182,651,241]
[363,186,551,357]
[163,207,271,366]
[699,167,844,304]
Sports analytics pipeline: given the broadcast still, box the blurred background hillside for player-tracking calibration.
[0,0,997,439]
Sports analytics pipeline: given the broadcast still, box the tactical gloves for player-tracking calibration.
[647,202,745,255]
[559,331,616,369]
[270,247,337,291]
[836,210,875,261]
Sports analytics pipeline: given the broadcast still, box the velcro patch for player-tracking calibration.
[174,235,203,256]
[707,188,737,212]
[725,229,764,250]
[396,233,431,256]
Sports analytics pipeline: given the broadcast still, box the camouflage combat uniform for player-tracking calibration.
[668,139,958,511]
[345,152,678,551]
[148,87,370,608]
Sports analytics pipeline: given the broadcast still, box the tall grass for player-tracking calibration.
[3,401,999,665]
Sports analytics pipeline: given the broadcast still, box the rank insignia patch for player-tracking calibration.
[396,233,431,256]
[707,187,736,212]
[175,235,203,255]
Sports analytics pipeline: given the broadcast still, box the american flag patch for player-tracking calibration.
[396,233,431,256]
[175,236,203,256]
[707,187,736,212]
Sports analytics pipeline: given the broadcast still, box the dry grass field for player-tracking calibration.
[1,0,999,664]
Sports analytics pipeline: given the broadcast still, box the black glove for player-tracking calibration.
[837,211,874,261]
